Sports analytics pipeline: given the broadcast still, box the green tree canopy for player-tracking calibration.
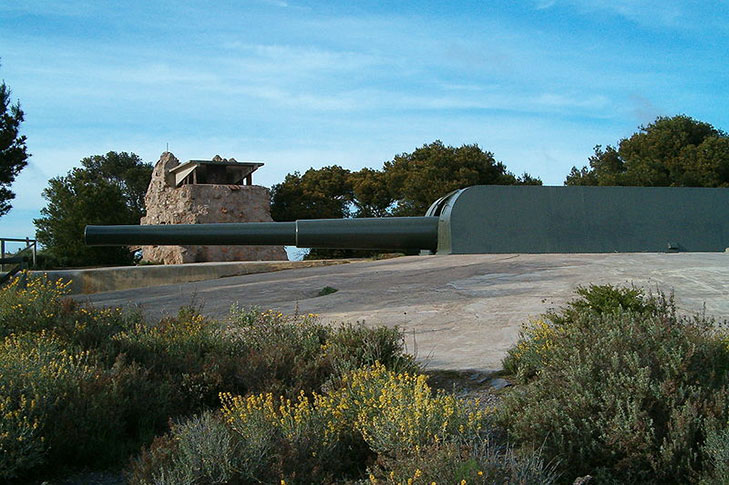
[79,152,151,220]
[349,167,392,218]
[271,140,541,221]
[0,74,30,217]
[270,165,353,221]
[34,152,152,267]
[384,140,541,216]
[565,115,729,187]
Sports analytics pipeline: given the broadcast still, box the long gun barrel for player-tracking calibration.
[85,217,440,251]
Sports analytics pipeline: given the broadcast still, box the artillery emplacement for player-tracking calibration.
[86,185,729,254]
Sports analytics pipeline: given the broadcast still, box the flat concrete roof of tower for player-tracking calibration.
[77,253,729,373]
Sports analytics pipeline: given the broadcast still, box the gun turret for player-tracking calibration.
[85,186,729,254]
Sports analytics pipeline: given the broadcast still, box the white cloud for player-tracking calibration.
[535,0,557,9]
[535,0,729,31]
[261,0,289,7]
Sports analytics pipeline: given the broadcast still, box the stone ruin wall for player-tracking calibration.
[140,152,288,264]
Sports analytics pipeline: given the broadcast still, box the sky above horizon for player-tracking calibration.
[1,0,728,244]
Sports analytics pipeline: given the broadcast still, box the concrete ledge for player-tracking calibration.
[32,260,351,295]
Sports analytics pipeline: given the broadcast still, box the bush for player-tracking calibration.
[130,363,492,484]
[0,332,153,479]
[499,285,729,484]
[502,284,664,381]
[128,411,242,485]
[0,272,72,337]
[0,274,423,481]
[227,307,419,397]
[322,363,488,455]
[369,439,558,485]
[325,322,417,379]
[700,425,729,484]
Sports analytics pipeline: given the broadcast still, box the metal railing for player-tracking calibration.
[0,237,37,285]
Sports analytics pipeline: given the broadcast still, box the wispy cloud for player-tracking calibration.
[261,0,289,7]
[535,0,557,9]
[534,0,729,31]
[0,0,726,238]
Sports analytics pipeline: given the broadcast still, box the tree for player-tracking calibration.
[34,152,152,267]
[565,115,729,187]
[78,152,151,221]
[0,74,29,217]
[270,141,542,222]
[270,165,353,221]
[349,168,392,218]
[384,140,541,216]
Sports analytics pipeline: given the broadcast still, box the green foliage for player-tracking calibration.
[128,412,243,485]
[699,425,729,484]
[270,141,541,224]
[384,140,541,216]
[0,274,420,481]
[565,115,729,187]
[270,165,354,221]
[226,307,418,397]
[318,285,338,296]
[547,283,660,325]
[325,363,488,456]
[370,439,558,485]
[500,284,729,484]
[131,363,496,484]
[34,151,152,267]
[0,68,29,218]
[304,247,386,260]
[325,323,417,378]
[350,167,393,217]
[0,331,153,479]
[503,284,660,381]
[79,151,151,217]
[0,272,72,337]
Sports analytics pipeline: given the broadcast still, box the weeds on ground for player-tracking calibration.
[318,285,338,296]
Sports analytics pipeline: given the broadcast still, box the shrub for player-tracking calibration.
[221,390,368,483]
[369,439,558,485]
[128,411,242,485]
[131,364,490,483]
[0,274,424,481]
[111,306,244,413]
[325,323,418,380]
[502,317,561,382]
[318,285,338,296]
[0,272,72,337]
[499,285,729,484]
[227,307,419,397]
[502,284,665,381]
[0,332,153,479]
[321,363,488,455]
[227,307,332,398]
[546,284,659,324]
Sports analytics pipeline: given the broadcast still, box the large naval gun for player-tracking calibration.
[85,185,729,254]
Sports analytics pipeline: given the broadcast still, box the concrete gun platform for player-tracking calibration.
[79,253,729,372]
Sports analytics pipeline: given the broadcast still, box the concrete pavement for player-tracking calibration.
[78,253,729,372]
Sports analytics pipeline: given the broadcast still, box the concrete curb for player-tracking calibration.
[32,260,351,295]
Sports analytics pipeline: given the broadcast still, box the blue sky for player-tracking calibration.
[1,0,728,244]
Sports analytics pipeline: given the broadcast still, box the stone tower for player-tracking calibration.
[140,152,287,264]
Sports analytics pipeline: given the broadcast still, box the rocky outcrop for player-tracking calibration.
[140,152,287,264]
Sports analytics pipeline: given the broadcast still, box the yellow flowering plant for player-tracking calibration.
[0,272,72,336]
[218,363,489,483]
